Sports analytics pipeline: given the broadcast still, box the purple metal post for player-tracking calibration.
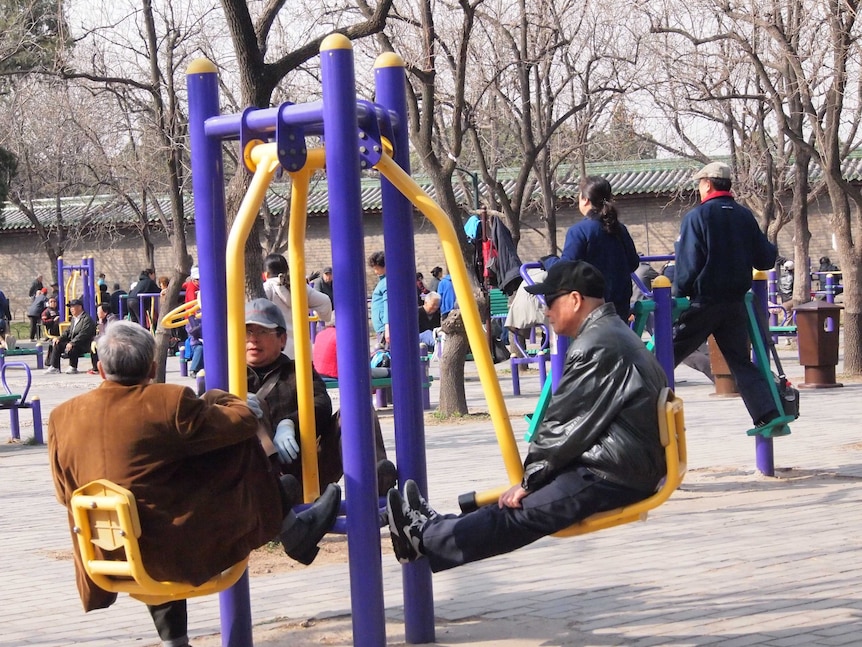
[825,274,835,307]
[32,396,43,444]
[187,59,253,647]
[376,53,435,645]
[652,280,675,389]
[751,276,774,476]
[320,36,386,647]
[9,405,20,440]
[84,257,97,320]
[57,258,67,323]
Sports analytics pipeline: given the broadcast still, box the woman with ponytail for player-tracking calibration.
[549,176,639,321]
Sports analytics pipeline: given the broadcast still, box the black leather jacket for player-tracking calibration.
[523,303,668,493]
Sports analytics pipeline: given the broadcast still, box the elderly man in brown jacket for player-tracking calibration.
[49,321,340,647]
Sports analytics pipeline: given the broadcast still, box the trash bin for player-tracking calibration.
[795,300,843,388]
[707,336,739,396]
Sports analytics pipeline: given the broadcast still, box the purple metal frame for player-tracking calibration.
[185,41,427,647]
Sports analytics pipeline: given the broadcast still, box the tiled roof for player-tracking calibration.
[3,155,862,231]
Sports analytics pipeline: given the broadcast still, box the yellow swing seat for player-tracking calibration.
[70,479,247,606]
[553,387,687,537]
[458,387,687,538]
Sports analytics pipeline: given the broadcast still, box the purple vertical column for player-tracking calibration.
[375,54,435,644]
[320,35,386,647]
[187,59,253,647]
[751,276,774,476]
[652,279,675,389]
[57,258,67,323]
[825,274,836,308]
[85,258,97,320]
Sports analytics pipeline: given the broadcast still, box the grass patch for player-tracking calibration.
[425,410,493,425]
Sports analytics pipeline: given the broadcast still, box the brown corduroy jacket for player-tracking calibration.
[48,381,283,611]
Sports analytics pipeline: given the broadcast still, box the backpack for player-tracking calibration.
[370,349,391,369]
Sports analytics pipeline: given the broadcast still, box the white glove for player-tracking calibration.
[274,419,300,464]
[246,393,264,419]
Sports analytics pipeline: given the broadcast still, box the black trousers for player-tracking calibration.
[672,300,775,424]
[28,315,40,340]
[421,466,650,573]
[50,341,87,369]
[147,599,188,646]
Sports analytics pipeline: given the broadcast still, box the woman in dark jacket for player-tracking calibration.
[551,176,639,321]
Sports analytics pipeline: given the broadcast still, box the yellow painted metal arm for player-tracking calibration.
[226,142,281,399]
[287,148,327,502]
[374,154,522,484]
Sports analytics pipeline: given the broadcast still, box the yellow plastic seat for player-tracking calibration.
[553,387,687,537]
[70,479,247,605]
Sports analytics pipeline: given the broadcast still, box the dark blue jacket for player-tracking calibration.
[675,194,776,303]
[549,215,639,319]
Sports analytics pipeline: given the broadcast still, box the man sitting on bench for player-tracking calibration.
[386,261,668,571]
[44,299,96,375]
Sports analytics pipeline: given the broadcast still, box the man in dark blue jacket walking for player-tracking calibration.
[673,161,778,427]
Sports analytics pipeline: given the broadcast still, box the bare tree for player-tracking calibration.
[56,0,209,380]
[0,82,113,281]
[219,0,393,297]
[646,0,862,373]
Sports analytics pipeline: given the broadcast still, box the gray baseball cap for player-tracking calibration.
[245,298,286,329]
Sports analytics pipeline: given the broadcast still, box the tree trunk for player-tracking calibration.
[153,279,184,384]
[438,309,469,416]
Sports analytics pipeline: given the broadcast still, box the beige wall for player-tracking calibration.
[0,195,839,318]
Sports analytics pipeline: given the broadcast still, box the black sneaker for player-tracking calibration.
[404,479,438,522]
[386,489,424,564]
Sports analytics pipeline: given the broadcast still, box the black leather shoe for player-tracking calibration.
[280,483,341,565]
[376,459,398,496]
[279,474,301,507]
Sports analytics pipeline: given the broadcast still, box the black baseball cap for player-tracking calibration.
[524,261,605,299]
[67,298,84,307]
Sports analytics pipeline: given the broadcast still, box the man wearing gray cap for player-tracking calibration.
[672,161,779,427]
[245,298,396,500]
[386,261,668,571]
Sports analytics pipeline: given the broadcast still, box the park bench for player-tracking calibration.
[323,370,434,410]
[0,345,44,370]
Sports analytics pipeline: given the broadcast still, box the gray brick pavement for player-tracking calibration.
[1,344,860,645]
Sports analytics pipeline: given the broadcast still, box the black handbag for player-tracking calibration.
[767,341,800,419]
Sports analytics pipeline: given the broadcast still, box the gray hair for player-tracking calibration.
[98,321,155,385]
[425,291,441,306]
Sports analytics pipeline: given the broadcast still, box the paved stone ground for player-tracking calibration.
[1,340,860,646]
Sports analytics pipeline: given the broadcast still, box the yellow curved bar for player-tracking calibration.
[65,270,79,320]
[374,154,521,483]
[226,143,282,399]
[160,299,201,329]
[286,148,327,502]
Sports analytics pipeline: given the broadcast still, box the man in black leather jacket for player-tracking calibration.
[387,261,668,571]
